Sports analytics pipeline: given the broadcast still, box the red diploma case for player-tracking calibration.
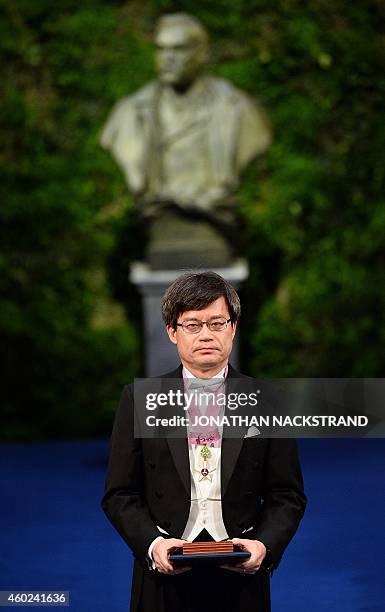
[169,540,251,567]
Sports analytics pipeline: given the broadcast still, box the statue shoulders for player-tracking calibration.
[109,81,158,115]
[205,76,255,108]
[205,76,272,159]
[129,80,159,105]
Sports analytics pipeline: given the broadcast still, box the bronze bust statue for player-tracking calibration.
[101,13,271,268]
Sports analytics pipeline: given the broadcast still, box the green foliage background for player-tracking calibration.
[1,0,384,438]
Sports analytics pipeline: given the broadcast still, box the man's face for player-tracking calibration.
[155,24,204,87]
[167,296,236,375]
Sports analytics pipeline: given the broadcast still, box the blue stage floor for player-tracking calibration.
[1,439,384,611]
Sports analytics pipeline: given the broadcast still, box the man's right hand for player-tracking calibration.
[152,538,192,575]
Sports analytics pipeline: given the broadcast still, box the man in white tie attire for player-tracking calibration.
[102,271,306,611]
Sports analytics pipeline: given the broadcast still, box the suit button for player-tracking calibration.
[245,491,253,497]
[149,462,156,469]
[155,491,163,499]
[236,520,244,528]
[254,461,259,468]
[164,521,171,529]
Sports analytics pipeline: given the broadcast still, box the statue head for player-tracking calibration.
[154,13,209,89]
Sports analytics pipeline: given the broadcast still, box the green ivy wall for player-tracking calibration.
[1,1,384,437]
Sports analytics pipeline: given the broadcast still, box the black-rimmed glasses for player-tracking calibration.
[176,318,232,334]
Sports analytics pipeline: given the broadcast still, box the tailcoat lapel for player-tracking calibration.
[221,364,248,496]
[160,366,191,495]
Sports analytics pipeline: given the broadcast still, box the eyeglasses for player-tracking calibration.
[176,318,232,334]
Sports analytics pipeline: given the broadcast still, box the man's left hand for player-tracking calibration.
[221,538,267,574]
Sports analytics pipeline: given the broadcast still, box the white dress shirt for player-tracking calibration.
[181,366,229,542]
[148,366,229,567]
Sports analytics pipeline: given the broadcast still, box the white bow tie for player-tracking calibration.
[187,377,224,393]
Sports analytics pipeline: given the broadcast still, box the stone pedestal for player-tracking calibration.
[146,209,233,269]
[130,260,249,376]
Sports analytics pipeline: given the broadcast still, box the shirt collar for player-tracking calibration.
[183,365,227,380]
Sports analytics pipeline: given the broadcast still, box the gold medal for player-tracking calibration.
[200,444,211,478]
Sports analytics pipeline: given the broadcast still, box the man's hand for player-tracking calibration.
[152,538,192,575]
[221,538,267,574]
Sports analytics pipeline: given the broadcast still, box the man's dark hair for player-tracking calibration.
[162,271,241,329]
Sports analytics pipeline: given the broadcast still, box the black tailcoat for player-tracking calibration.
[102,365,307,611]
